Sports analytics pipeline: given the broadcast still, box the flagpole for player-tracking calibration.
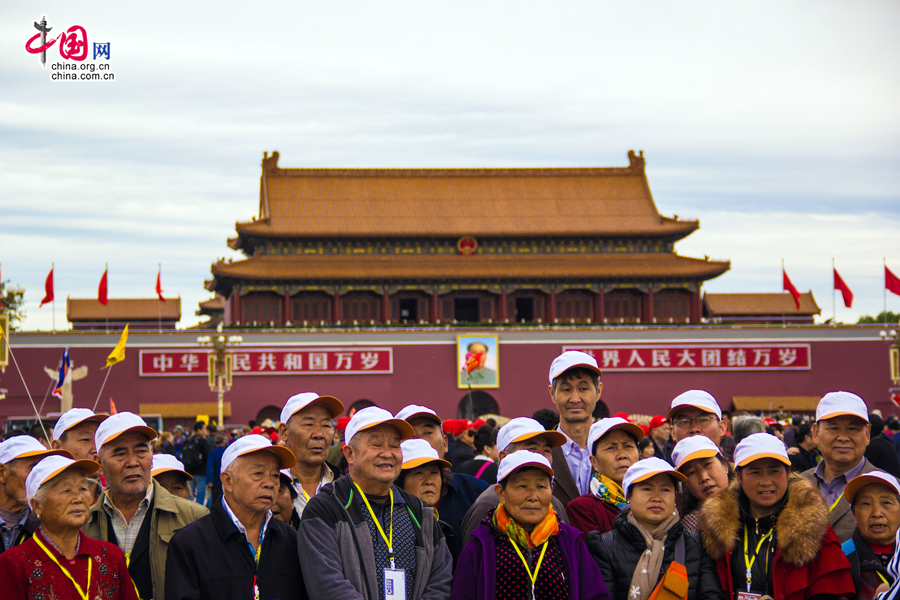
[105,263,109,333]
[782,259,786,328]
[1,333,50,440]
[92,366,113,412]
[886,257,889,327]
[158,263,162,334]
[832,258,836,326]
[51,262,55,332]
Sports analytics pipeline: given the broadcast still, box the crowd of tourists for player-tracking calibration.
[1,349,899,600]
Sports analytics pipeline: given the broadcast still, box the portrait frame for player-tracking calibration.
[456,334,499,389]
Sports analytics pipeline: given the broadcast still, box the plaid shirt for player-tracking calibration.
[101,484,154,555]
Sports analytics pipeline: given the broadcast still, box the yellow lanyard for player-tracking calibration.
[878,572,890,585]
[829,492,844,513]
[743,525,774,592]
[354,482,395,568]
[509,539,549,600]
[300,487,310,503]
[34,535,92,600]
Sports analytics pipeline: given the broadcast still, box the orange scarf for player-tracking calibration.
[493,503,560,549]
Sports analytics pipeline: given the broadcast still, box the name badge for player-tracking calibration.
[737,592,763,600]
[384,568,406,600]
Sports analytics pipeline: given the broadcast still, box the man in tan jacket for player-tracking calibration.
[83,413,207,600]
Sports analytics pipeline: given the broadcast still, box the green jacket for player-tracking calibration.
[83,479,209,600]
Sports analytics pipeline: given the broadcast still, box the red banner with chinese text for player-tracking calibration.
[562,344,810,371]
[139,347,393,376]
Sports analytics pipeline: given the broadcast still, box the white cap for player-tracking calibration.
[816,391,869,423]
[0,436,70,465]
[622,456,686,495]
[94,413,158,451]
[845,472,900,504]
[25,455,99,504]
[672,436,721,470]
[151,454,193,481]
[280,392,344,423]
[396,405,442,425]
[496,417,566,453]
[220,434,296,473]
[588,418,645,453]
[344,407,415,444]
[400,439,451,470]
[52,409,108,441]
[548,351,602,384]
[497,450,554,482]
[668,390,722,420]
[733,433,790,468]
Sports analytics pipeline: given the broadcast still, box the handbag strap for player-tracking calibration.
[674,533,685,565]
[474,461,492,479]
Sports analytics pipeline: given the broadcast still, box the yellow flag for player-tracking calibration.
[104,324,129,369]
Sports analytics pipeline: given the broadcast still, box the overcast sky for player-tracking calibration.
[2,1,899,330]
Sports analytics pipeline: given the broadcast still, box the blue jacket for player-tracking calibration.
[439,473,489,547]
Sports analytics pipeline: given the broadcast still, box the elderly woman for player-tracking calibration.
[567,417,643,536]
[272,468,301,529]
[699,433,855,600]
[842,472,900,600]
[671,436,733,531]
[0,455,138,600]
[399,438,456,558]
[587,457,723,600]
[151,453,193,500]
[452,451,610,600]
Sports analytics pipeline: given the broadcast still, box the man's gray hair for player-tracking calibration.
[732,415,767,446]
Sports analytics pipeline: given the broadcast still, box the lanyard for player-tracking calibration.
[828,492,844,513]
[879,571,890,585]
[300,486,310,503]
[743,525,774,592]
[34,535,92,600]
[509,538,549,600]
[354,482,395,568]
[251,543,262,600]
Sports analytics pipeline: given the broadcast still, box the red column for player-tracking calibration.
[691,290,701,323]
[233,289,241,325]
[549,288,557,322]
[595,289,605,323]
[283,290,291,325]
[500,289,508,321]
[431,289,440,323]
[643,289,654,323]
[382,289,390,323]
[332,288,341,324]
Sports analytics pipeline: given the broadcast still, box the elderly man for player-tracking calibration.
[298,407,453,600]
[546,351,604,505]
[50,408,108,461]
[801,391,881,543]
[666,389,730,462]
[842,472,900,600]
[83,412,208,600]
[396,404,489,547]
[278,392,344,519]
[0,435,69,554]
[459,416,569,543]
[166,434,305,600]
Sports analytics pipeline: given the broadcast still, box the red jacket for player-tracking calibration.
[566,494,620,537]
[699,478,855,600]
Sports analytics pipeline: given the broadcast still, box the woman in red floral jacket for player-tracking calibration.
[0,455,137,600]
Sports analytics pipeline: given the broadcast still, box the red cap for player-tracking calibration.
[764,417,775,426]
[649,415,668,430]
[336,416,351,432]
[442,419,457,434]
[613,412,631,422]
[472,419,487,430]
[639,424,650,436]
[453,420,472,437]
[268,431,279,443]
[250,427,265,435]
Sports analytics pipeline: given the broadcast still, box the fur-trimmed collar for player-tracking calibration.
[699,476,828,566]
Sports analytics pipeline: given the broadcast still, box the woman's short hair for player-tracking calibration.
[637,437,654,456]
[732,416,766,445]
[473,425,497,455]
[591,429,639,456]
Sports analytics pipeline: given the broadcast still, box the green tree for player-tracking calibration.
[857,311,900,324]
[0,280,27,331]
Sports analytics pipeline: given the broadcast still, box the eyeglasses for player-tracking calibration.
[673,415,718,428]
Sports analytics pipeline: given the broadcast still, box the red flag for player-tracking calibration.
[887,265,900,297]
[833,268,853,308]
[109,397,118,415]
[782,269,801,310]
[156,267,165,302]
[98,268,108,305]
[40,268,54,307]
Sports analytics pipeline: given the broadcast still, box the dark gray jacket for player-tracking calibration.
[297,475,453,600]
